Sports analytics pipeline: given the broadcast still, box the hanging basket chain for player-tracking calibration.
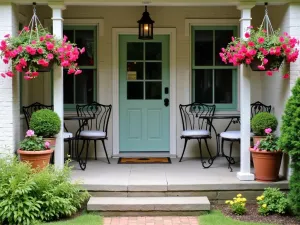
[260,2,274,36]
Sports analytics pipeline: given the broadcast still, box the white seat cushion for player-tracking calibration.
[63,132,73,139]
[79,130,106,138]
[181,130,210,137]
[220,131,254,139]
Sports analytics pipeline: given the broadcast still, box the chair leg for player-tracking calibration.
[204,138,214,167]
[179,138,188,162]
[101,139,110,164]
[221,138,225,156]
[78,140,87,170]
[94,140,97,160]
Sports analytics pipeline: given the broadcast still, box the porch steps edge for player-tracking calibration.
[87,196,210,212]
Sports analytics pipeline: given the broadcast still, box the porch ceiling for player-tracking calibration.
[13,0,289,6]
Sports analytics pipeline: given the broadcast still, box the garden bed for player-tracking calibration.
[213,204,300,225]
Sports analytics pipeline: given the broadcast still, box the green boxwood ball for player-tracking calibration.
[251,112,278,136]
[29,109,61,138]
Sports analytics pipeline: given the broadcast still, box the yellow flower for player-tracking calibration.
[261,195,265,199]
[225,200,230,204]
[230,201,234,205]
[237,194,242,198]
[256,196,261,201]
[242,198,247,202]
[242,203,246,207]
[262,204,267,208]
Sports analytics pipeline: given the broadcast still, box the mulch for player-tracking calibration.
[213,204,300,225]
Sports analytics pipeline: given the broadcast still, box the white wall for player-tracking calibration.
[18,5,268,159]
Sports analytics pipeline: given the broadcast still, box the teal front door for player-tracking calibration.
[119,35,170,152]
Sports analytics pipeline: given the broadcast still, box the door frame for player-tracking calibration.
[112,28,177,156]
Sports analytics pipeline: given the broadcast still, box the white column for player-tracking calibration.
[237,3,255,181]
[0,3,19,155]
[49,3,65,169]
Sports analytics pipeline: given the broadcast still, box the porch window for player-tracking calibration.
[63,26,97,110]
[192,26,238,111]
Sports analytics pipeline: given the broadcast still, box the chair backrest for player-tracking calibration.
[251,101,272,118]
[76,102,112,135]
[22,102,54,129]
[179,103,216,132]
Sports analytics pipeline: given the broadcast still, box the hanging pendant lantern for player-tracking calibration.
[137,6,155,40]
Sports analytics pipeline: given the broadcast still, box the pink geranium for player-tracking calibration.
[44,141,50,149]
[264,128,272,134]
[26,130,35,137]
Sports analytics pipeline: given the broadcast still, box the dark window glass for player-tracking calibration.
[146,43,162,60]
[194,69,213,103]
[127,82,143,99]
[215,30,234,65]
[75,30,95,66]
[127,62,143,80]
[127,42,143,60]
[75,69,94,104]
[63,71,74,104]
[194,30,213,66]
[214,70,233,103]
[145,62,162,80]
[63,30,74,43]
[146,82,162,99]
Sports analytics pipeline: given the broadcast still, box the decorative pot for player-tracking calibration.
[18,149,54,170]
[249,55,284,71]
[43,137,56,149]
[250,148,282,181]
[253,136,266,146]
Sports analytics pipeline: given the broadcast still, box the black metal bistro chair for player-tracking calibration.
[220,101,272,171]
[179,103,216,168]
[76,102,112,170]
[22,102,74,156]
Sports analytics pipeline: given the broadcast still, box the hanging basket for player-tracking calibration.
[250,55,284,71]
[24,60,54,73]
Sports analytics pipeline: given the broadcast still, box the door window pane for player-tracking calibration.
[214,70,233,103]
[145,62,162,80]
[146,82,162,99]
[127,62,143,80]
[215,30,234,65]
[75,69,94,104]
[75,30,95,66]
[127,82,143,99]
[63,30,74,43]
[146,43,162,60]
[194,30,213,66]
[194,69,213,103]
[63,71,74,104]
[127,42,143,60]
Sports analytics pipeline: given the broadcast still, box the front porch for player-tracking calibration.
[71,157,288,202]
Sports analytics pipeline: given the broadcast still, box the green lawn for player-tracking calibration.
[199,211,275,225]
[40,213,102,225]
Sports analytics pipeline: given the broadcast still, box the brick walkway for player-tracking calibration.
[103,216,199,225]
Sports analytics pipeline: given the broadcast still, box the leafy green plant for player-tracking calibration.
[251,112,278,136]
[253,128,279,152]
[20,130,50,151]
[29,109,61,138]
[256,188,288,216]
[279,78,300,216]
[0,156,90,225]
[225,194,247,215]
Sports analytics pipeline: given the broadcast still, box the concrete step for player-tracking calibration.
[87,196,210,215]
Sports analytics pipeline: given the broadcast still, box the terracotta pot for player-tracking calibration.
[18,149,54,170]
[253,136,266,146]
[43,137,56,149]
[250,148,282,181]
[249,55,284,71]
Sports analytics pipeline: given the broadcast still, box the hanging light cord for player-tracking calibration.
[260,2,274,36]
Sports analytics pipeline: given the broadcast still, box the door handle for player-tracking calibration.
[164,98,169,107]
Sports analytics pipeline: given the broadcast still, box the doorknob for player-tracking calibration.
[164,98,169,107]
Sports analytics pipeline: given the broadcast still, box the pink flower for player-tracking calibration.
[6,71,14,77]
[257,65,265,70]
[265,128,272,134]
[263,58,268,65]
[266,71,273,76]
[32,72,39,77]
[1,73,5,78]
[47,53,54,60]
[258,37,265,44]
[3,58,9,64]
[63,35,68,42]
[279,36,285,43]
[23,75,32,80]
[24,26,29,32]
[284,32,288,36]
[40,36,45,41]
[31,40,36,44]
[80,47,85,54]
[44,141,50,149]
[26,129,34,137]
[245,58,252,64]
[231,36,235,42]
[74,70,82,75]
[283,73,290,79]
[45,34,53,39]
[4,34,10,38]
[61,60,70,67]
[37,48,43,54]
[248,41,255,47]
[245,32,250,38]
[253,141,260,150]
[37,59,49,67]
[68,68,75,74]
[19,58,27,67]
[46,42,54,50]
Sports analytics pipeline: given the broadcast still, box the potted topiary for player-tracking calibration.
[18,129,53,170]
[250,128,282,181]
[29,109,61,148]
[251,112,278,144]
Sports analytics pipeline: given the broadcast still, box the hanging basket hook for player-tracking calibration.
[260,2,274,36]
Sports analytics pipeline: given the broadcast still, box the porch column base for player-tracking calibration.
[237,172,255,181]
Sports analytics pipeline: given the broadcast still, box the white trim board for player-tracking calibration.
[112,27,177,156]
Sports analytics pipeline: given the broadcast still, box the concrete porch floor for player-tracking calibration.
[70,157,288,192]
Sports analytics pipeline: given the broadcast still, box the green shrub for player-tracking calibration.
[279,78,300,216]
[30,109,61,138]
[251,112,278,136]
[256,188,289,216]
[0,156,90,225]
